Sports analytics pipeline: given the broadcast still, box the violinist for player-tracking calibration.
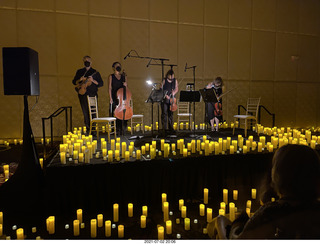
[205,77,223,132]
[109,61,128,135]
[161,69,178,132]
[72,55,104,134]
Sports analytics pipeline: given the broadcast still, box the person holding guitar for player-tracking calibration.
[109,61,128,135]
[72,55,104,134]
[206,77,223,132]
[161,69,179,132]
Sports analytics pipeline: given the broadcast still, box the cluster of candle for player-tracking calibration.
[0,139,23,146]
[1,164,10,181]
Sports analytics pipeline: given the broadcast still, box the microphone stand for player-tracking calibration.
[185,64,197,137]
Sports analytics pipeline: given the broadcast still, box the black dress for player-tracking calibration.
[161,78,176,131]
[206,86,222,123]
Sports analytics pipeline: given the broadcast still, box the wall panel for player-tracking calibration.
[252,0,276,31]
[89,0,120,17]
[229,0,252,28]
[204,0,228,27]
[179,0,203,25]
[56,0,88,14]
[121,0,149,20]
[299,0,320,36]
[17,0,54,11]
[150,0,178,22]
[276,0,299,33]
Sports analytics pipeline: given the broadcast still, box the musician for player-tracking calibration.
[109,61,128,134]
[72,55,104,134]
[161,69,178,132]
[205,77,223,132]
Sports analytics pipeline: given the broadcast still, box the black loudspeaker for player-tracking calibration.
[2,47,40,96]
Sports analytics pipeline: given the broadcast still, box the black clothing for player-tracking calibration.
[72,67,103,131]
[161,78,176,130]
[206,86,222,123]
[109,73,127,134]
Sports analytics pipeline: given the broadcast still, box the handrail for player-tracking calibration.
[258,105,275,127]
[42,106,72,159]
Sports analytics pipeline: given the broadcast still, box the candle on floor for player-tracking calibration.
[118,225,124,238]
[258,142,262,152]
[223,189,228,204]
[204,188,209,204]
[77,209,83,223]
[233,190,238,200]
[48,216,55,234]
[128,203,133,217]
[229,145,234,154]
[158,226,164,240]
[97,214,103,228]
[219,209,225,216]
[116,142,120,151]
[90,219,97,238]
[162,193,167,211]
[181,206,187,218]
[102,149,107,157]
[251,189,257,199]
[122,142,127,158]
[73,150,79,160]
[142,206,148,217]
[179,199,184,210]
[199,204,205,216]
[183,148,188,157]
[207,208,213,222]
[247,200,252,209]
[141,146,146,154]
[102,141,107,150]
[125,151,130,161]
[60,152,66,164]
[229,202,235,221]
[220,202,226,211]
[129,145,133,156]
[73,220,80,236]
[113,203,119,222]
[105,220,111,237]
[115,150,120,159]
[161,139,165,151]
[269,144,273,152]
[136,150,141,160]
[163,202,169,222]
[16,228,24,240]
[108,150,113,162]
[39,158,43,169]
[184,218,190,230]
[140,215,146,228]
[246,207,251,217]
[0,224,2,236]
[243,145,248,154]
[166,220,172,235]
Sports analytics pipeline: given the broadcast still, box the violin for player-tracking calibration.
[74,72,97,95]
[170,94,177,112]
[214,102,222,116]
[114,72,133,120]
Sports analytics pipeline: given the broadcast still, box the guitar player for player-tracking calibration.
[72,55,104,134]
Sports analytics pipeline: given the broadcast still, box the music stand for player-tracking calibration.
[179,90,201,136]
[199,88,218,133]
[146,88,167,137]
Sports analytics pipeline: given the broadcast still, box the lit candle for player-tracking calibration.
[166,220,172,234]
[136,150,141,160]
[118,225,124,238]
[73,220,80,236]
[128,203,133,217]
[181,206,187,218]
[247,200,252,209]
[204,188,209,204]
[108,150,113,162]
[77,209,83,223]
[105,220,111,237]
[246,207,251,217]
[258,142,262,152]
[199,204,205,216]
[129,145,133,156]
[141,146,146,154]
[251,189,257,199]
[97,214,103,227]
[121,142,127,158]
[88,144,93,159]
[110,139,115,151]
[113,203,119,222]
[90,219,97,238]
[219,209,225,216]
[179,199,184,210]
[243,145,247,154]
[141,215,146,228]
[142,206,148,217]
[183,148,188,157]
[125,151,130,161]
[184,218,190,230]
[223,189,228,204]
[48,216,55,234]
[203,228,208,234]
[16,228,24,240]
[233,190,238,200]
[215,142,219,155]
[69,144,74,156]
[73,150,79,160]
[220,202,226,211]
[0,224,2,236]
[162,193,167,211]
[158,226,164,240]
[207,208,212,222]
[60,152,66,164]
[163,202,169,222]
[269,144,273,152]
[102,141,107,150]
[115,150,120,159]
[161,139,165,151]
[102,149,107,158]
[229,202,235,221]
[164,144,169,158]
[229,145,234,154]
[39,158,43,169]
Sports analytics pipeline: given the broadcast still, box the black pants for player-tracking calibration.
[78,94,90,131]
[110,102,127,135]
[161,102,173,130]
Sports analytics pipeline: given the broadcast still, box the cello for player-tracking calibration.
[114,72,133,121]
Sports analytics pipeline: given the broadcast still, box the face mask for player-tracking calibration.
[84,61,91,67]
[116,66,121,72]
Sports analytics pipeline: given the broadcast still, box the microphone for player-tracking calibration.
[184,62,187,72]
[124,50,131,60]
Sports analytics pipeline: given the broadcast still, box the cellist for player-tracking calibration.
[161,69,179,132]
[205,77,223,132]
[109,61,128,135]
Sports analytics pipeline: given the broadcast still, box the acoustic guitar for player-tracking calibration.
[74,72,97,95]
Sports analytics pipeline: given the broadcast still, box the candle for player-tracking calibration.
[73,220,80,236]
[73,150,79,160]
[269,144,273,152]
[163,202,169,222]
[105,220,111,237]
[108,150,113,162]
[39,158,43,169]
[215,142,219,155]
[90,219,97,238]
[115,150,120,159]
[111,139,115,151]
[128,203,133,217]
[48,216,55,234]
[184,218,190,230]
[246,207,251,217]
[77,209,83,223]
[97,214,103,227]
[79,153,84,163]
[258,142,262,152]
[141,146,146,154]
[102,141,107,150]
[176,218,180,224]
[229,145,234,154]
[223,189,228,204]
[181,206,187,218]
[125,151,130,161]
[69,144,73,155]
[136,150,141,160]
[16,228,24,240]
[118,225,124,238]
[199,204,205,216]
[142,206,148,217]
[162,193,167,211]
[233,190,238,200]
[204,188,209,204]
[141,215,146,228]
[203,228,208,234]
[207,208,213,222]
[113,203,119,222]
[158,226,164,240]
[243,145,247,154]
[220,202,226,211]
[60,152,66,164]
[179,199,184,210]
[191,140,196,153]
[88,144,93,158]
[229,202,235,221]
[183,148,188,157]
[0,224,2,236]
[247,200,252,209]
[164,144,169,158]
[251,189,257,199]
[166,220,172,234]
[102,149,107,158]
[219,209,225,216]
[121,142,127,158]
